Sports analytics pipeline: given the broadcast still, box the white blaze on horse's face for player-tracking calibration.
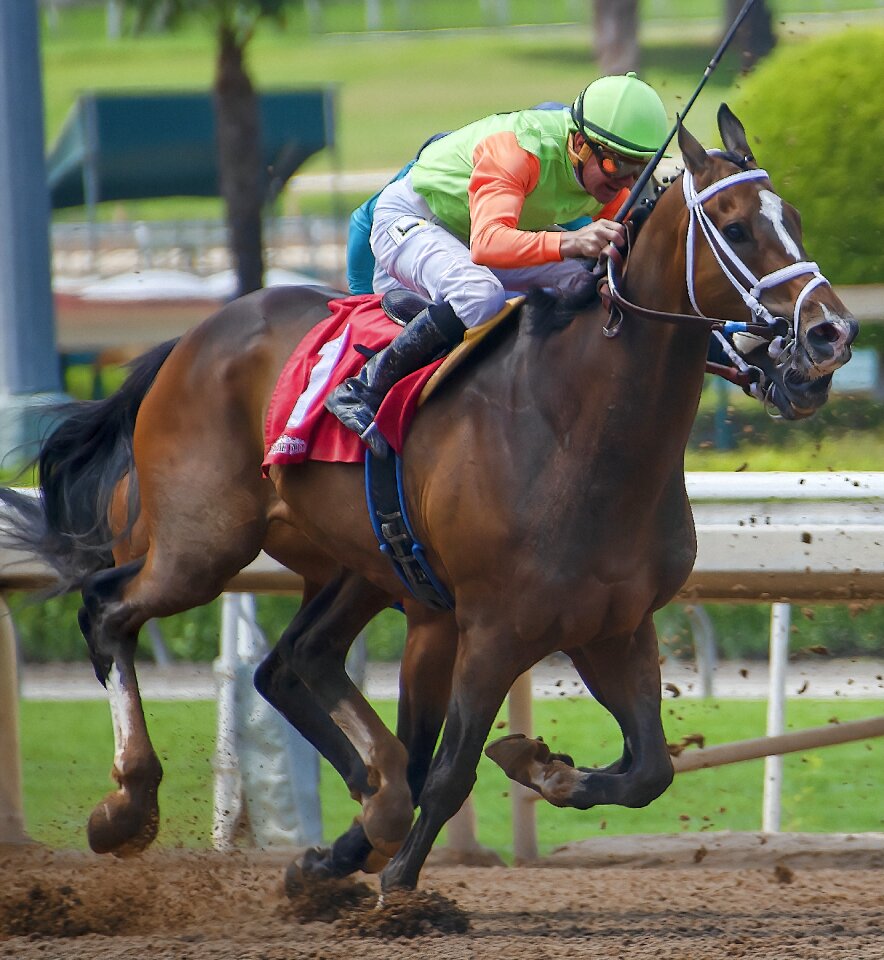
[683,164,858,387]
[758,190,801,260]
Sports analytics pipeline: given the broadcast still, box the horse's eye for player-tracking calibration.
[723,222,749,243]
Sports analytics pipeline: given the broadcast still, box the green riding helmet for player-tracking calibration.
[571,72,668,160]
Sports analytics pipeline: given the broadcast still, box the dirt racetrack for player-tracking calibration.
[1,834,883,959]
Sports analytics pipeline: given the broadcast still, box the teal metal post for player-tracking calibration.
[0,0,64,461]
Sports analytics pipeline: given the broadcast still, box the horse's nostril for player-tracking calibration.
[806,321,844,347]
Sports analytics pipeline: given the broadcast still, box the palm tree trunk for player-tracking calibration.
[214,26,264,297]
[593,0,639,76]
[724,0,776,71]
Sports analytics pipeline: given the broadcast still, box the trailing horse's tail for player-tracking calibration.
[0,339,179,594]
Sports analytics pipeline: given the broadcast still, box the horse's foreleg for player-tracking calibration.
[380,636,517,892]
[486,617,673,810]
[396,603,457,803]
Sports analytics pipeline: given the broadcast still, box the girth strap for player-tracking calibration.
[365,451,454,611]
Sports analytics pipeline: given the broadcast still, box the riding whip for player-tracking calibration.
[613,0,760,225]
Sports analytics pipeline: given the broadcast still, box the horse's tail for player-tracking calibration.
[0,338,179,594]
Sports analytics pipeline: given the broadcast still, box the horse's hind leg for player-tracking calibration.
[261,570,414,862]
[254,577,386,877]
[260,599,457,880]
[487,616,674,810]
[78,559,163,855]
[81,508,268,855]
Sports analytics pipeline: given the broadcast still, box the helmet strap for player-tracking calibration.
[567,132,592,170]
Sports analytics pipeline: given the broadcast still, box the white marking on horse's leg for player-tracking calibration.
[332,706,375,767]
[331,700,413,851]
[106,664,134,775]
[759,190,801,259]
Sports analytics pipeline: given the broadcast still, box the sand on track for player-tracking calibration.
[1,833,882,959]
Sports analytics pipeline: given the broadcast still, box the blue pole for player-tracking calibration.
[0,0,62,457]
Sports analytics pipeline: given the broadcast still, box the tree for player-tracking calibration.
[724,0,775,72]
[592,0,639,76]
[127,0,290,297]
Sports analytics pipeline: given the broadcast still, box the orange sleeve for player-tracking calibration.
[467,131,563,268]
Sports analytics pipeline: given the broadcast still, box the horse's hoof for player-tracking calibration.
[287,846,338,888]
[485,734,582,806]
[485,733,550,782]
[86,788,159,856]
[283,857,310,896]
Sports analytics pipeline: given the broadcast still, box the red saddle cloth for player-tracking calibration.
[262,294,444,473]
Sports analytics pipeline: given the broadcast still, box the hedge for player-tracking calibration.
[9,589,884,665]
[728,27,884,284]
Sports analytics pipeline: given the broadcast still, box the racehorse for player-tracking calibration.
[0,108,856,894]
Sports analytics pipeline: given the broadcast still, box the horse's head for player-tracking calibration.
[675,105,858,419]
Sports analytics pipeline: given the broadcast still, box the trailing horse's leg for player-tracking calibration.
[263,570,414,862]
[380,634,519,892]
[81,495,270,855]
[264,602,456,881]
[78,560,162,856]
[486,617,674,810]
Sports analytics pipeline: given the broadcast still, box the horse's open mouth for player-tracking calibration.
[768,367,833,420]
[747,348,833,420]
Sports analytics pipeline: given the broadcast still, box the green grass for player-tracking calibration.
[40,2,883,222]
[19,697,883,858]
[684,429,884,472]
[45,26,729,181]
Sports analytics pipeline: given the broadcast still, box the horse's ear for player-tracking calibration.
[717,103,753,161]
[678,119,708,175]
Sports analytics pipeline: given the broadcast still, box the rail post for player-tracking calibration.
[763,602,790,831]
[0,595,27,843]
[508,670,538,863]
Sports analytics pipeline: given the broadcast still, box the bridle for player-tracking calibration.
[602,162,834,400]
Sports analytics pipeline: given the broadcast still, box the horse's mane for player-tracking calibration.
[523,280,599,336]
[524,189,666,336]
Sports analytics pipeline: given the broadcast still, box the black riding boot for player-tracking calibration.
[325,301,466,457]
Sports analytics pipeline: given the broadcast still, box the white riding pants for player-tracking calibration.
[369,172,593,328]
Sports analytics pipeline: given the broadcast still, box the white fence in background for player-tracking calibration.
[2,473,884,855]
[52,215,347,287]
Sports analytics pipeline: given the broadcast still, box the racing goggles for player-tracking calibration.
[586,140,647,180]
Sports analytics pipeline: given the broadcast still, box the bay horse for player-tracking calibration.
[1,107,856,893]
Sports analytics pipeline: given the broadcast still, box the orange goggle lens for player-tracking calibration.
[589,141,647,180]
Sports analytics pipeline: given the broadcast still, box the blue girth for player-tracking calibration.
[364,450,454,611]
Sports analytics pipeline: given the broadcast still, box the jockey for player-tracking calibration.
[327,72,669,456]
[346,106,589,296]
